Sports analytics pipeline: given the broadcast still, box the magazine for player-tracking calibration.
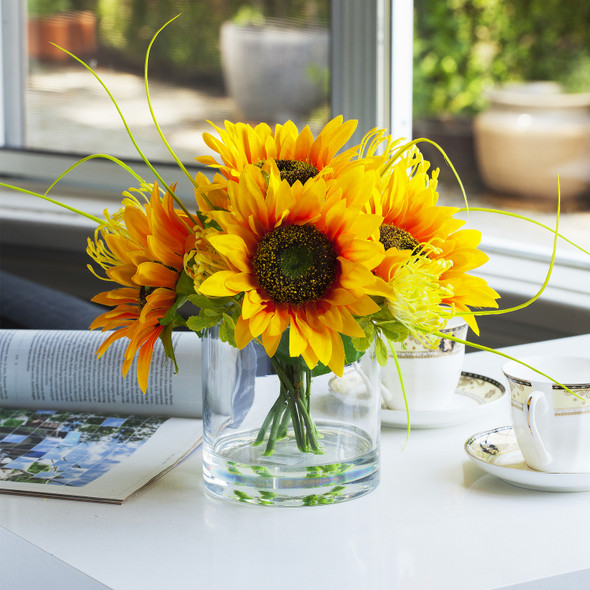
[0,329,203,504]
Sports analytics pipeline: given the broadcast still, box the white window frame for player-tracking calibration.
[0,0,25,148]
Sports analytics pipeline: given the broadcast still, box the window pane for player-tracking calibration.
[412,1,590,255]
[25,0,331,163]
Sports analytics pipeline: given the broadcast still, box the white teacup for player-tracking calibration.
[503,356,590,473]
[380,317,468,411]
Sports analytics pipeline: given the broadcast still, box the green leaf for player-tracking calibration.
[342,334,364,365]
[351,336,372,352]
[160,294,188,326]
[186,313,220,333]
[218,313,237,347]
[376,337,389,366]
[188,292,232,310]
[175,270,196,296]
[377,321,409,343]
[159,323,179,373]
[310,362,331,378]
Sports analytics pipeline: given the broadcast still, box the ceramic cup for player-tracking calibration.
[380,316,468,411]
[503,356,590,473]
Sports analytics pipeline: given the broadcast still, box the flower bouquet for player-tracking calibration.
[3,19,584,506]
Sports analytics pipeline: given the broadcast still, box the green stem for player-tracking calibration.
[264,393,289,456]
[429,330,582,401]
[277,402,292,440]
[49,40,199,228]
[460,183,561,320]
[284,385,306,452]
[456,207,589,257]
[386,340,410,448]
[144,16,201,201]
[296,396,322,454]
[305,363,312,411]
[0,182,104,225]
[259,355,322,455]
[389,137,468,212]
[253,393,285,447]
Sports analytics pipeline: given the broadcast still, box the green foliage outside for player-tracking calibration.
[414,0,590,119]
[28,0,73,18]
[95,0,244,80]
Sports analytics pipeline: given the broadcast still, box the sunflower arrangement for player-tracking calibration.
[7,19,575,459]
[63,112,501,455]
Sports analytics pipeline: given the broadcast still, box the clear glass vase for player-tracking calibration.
[202,327,380,506]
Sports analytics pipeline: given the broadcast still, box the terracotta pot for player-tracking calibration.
[28,11,97,62]
[474,82,590,202]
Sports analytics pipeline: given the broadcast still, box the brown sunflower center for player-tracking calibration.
[275,159,319,186]
[379,224,420,252]
[253,224,338,305]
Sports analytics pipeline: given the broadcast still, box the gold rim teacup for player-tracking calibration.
[503,356,590,473]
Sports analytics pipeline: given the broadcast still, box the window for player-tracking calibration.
[1,0,588,330]
[0,0,410,206]
[3,0,334,196]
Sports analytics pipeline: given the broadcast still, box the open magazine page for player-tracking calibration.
[0,330,202,418]
[0,406,202,503]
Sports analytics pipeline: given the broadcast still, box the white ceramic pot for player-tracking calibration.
[474,82,590,201]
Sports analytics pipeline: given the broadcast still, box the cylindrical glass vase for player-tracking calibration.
[202,328,380,506]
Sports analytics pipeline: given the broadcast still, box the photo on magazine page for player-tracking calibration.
[0,407,202,503]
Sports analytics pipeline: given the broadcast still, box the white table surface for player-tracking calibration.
[1,334,590,590]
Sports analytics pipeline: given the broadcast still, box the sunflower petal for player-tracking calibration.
[199,271,240,297]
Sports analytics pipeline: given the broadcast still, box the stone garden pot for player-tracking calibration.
[474,82,590,204]
[219,21,329,123]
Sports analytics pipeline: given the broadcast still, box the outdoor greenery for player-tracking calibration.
[414,0,590,119]
[27,0,73,18]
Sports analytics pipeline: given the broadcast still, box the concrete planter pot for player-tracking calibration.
[474,82,590,204]
[219,21,328,123]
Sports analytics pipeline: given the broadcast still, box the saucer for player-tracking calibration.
[465,426,590,492]
[381,372,505,429]
[329,371,505,429]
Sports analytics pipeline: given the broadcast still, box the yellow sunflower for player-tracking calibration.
[88,183,195,391]
[196,116,360,186]
[198,164,389,376]
[368,146,500,333]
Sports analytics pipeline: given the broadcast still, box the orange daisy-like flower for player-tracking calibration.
[368,146,500,333]
[88,183,195,391]
[196,116,360,186]
[198,164,389,376]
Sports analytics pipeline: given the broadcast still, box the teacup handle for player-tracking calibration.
[526,389,552,467]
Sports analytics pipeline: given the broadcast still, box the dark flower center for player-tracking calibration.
[253,224,338,305]
[138,285,156,308]
[379,224,420,252]
[275,159,319,186]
